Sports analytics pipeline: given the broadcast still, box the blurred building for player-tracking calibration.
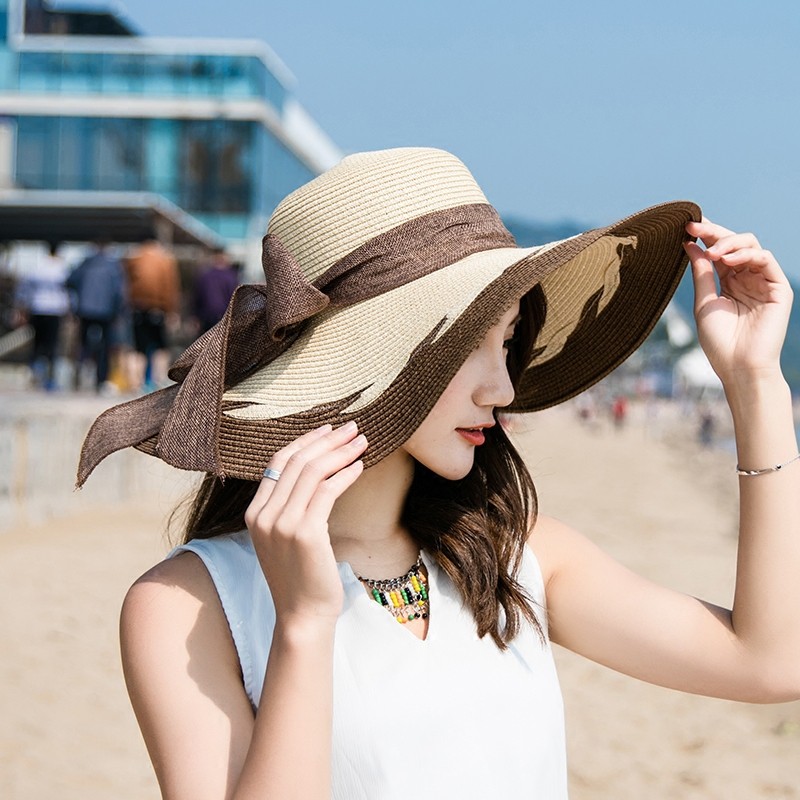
[0,0,341,275]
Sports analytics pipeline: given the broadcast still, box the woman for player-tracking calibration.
[78,148,799,798]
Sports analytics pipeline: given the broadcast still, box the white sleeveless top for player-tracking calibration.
[173,531,568,798]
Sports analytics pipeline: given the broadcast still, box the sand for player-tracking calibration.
[1,402,798,799]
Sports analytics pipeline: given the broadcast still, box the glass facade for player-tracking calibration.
[15,50,287,109]
[13,114,318,239]
[16,115,259,205]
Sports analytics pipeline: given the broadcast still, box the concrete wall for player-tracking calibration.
[0,391,197,533]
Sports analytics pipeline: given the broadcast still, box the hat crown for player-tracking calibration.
[267,148,489,283]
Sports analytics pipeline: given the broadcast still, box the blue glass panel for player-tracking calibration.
[94,118,145,191]
[15,116,148,192]
[18,51,55,91]
[186,54,216,96]
[216,215,249,239]
[12,114,320,249]
[15,116,56,189]
[146,118,178,197]
[16,46,285,107]
[60,51,100,93]
[58,116,88,189]
[258,60,287,112]
[177,119,255,214]
[259,131,316,218]
[193,213,249,240]
[0,49,16,90]
[142,54,175,95]
[101,52,144,93]
[215,54,249,98]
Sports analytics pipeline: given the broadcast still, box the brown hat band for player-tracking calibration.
[255,202,515,344]
[77,203,516,485]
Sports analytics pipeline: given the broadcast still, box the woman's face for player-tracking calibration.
[400,301,521,480]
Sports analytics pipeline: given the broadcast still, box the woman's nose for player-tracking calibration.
[475,357,515,409]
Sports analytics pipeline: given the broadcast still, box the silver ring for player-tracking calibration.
[262,467,282,481]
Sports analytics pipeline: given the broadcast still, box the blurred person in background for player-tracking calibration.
[611,394,628,430]
[125,233,180,392]
[13,241,69,391]
[192,246,238,335]
[698,405,716,447]
[66,236,126,394]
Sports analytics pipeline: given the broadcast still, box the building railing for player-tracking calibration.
[14,49,287,110]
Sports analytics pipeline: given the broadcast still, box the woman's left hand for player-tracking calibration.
[685,218,793,384]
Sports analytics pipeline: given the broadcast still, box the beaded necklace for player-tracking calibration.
[357,555,430,624]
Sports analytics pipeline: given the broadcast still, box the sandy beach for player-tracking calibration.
[1,399,798,799]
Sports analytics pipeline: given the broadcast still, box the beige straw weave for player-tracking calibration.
[270,148,489,282]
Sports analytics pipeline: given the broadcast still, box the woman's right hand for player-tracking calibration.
[244,422,367,628]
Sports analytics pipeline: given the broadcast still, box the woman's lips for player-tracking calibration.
[456,428,486,446]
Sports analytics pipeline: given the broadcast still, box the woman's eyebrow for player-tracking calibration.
[506,314,522,329]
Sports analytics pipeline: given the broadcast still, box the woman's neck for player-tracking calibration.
[327,448,419,578]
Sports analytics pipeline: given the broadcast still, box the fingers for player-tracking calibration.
[705,232,762,263]
[686,218,733,248]
[714,247,773,272]
[305,459,365,524]
[272,431,368,528]
[684,241,719,313]
[245,421,367,533]
[249,423,333,509]
[686,217,738,248]
[269,422,362,504]
[688,220,760,250]
[686,218,789,291]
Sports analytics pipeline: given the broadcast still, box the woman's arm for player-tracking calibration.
[689,220,799,694]
[120,553,255,800]
[121,423,367,799]
[532,219,800,703]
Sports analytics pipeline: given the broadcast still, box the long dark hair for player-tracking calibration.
[178,287,547,648]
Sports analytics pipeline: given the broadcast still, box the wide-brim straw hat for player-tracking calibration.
[77,147,700,486]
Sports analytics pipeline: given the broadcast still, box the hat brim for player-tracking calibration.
[514,200,699,410]
[134,200,698,480]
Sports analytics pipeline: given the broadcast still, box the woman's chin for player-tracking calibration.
[427,456,475,482]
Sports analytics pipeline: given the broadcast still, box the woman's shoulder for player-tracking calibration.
[122,531,256,624]
[526,513,590,590]
[527,513,577,550]
[121,550,222,637]
[120,547,241,683]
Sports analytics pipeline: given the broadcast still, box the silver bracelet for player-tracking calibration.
[736,453,800,477]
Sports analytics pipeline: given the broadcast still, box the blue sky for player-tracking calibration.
[116,0,799,278]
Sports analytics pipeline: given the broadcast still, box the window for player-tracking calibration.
[179,119,253,213]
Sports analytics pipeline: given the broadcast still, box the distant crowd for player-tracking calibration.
[10,234,239,394]
[571,387,722,449]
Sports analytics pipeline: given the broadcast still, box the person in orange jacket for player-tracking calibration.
[125,233,180,392]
